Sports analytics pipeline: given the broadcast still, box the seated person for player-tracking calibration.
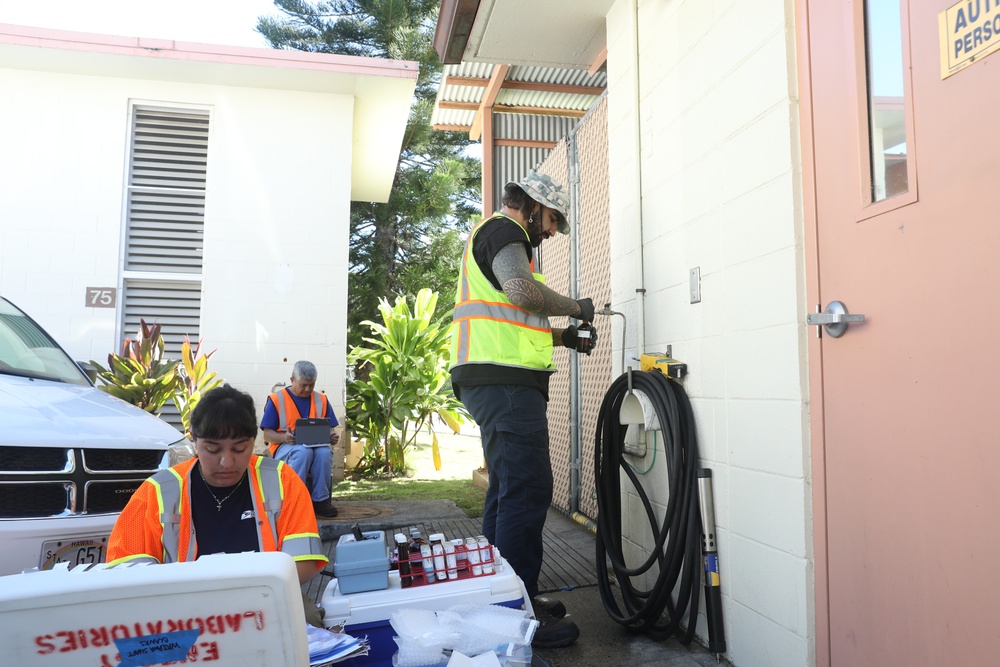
[261,360,340,518]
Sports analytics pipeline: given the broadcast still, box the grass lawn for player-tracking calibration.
[333,428,486,518]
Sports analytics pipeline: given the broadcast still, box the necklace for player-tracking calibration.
[198,466,246,512]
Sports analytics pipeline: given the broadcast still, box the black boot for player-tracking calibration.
[532,596,566,619]
[313,500,339,518]
[531,614,579,649]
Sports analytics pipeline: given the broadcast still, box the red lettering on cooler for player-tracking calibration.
[35,635,56,654]
[55,630,78,652]
[31,610,265,656]
[201,641,220,661]
[224,613,243,632]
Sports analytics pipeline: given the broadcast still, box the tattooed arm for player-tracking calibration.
[492,242,583,318]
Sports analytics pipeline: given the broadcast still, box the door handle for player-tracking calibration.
[806,301,865,338]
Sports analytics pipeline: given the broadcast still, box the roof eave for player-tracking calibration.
[434,0,482,64]
[0,24,419,203]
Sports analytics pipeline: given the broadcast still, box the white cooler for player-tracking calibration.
[321,555,533,667]
[0,552,309,666]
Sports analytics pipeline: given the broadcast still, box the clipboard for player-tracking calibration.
[294,417,331,447]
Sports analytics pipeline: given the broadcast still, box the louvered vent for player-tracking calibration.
[122,281,201,359]
[125,108,209,274]
[120,106,209,431]
[121,279,202,429]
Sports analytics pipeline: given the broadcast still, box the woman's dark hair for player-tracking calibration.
[189,384,258,441]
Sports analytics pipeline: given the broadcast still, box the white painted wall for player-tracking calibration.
[0,65,352,425]
[605,0,811,665]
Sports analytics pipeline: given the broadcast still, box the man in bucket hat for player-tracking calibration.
[448,169,599,650]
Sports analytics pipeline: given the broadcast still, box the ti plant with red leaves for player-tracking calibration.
[172,335,225,438]
[90,319,180,414]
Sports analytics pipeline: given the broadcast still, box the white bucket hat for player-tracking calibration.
[506,170,570,234]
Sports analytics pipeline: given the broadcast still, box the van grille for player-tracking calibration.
[0,446,72,472]
[85,479,149,514]
[82,449,164,472]
[0,482,69,518]
[0,447,164,518]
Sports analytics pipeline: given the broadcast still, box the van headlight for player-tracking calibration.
[167,438,196,466]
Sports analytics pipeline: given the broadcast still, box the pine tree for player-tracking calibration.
[258,0,480,348]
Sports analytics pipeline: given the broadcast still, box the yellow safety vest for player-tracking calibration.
[449,215,556,373]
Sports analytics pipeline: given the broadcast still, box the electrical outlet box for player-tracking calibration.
[641,353,688,380]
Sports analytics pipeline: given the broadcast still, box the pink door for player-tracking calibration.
[800,0,1000,664]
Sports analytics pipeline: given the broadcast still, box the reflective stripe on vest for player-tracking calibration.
[450,215,555,371]
[259,458,322,559]
[274,390,326,431]
[151,459,284,562]
[153,468,190,563]
[253,457,284,549]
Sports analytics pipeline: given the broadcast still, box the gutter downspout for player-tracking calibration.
[569,125,582,514]
[568,90,609,514]
[630,0,646,368]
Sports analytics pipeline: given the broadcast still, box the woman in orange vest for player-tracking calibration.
[108,384,328,625]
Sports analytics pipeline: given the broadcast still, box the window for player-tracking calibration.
[864,0,912,203]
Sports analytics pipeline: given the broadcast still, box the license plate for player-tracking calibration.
[40,535,109,570]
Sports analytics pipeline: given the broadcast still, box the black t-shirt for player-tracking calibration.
[190,463,259,557]
[451,216,553,400]
[472,215,533,290]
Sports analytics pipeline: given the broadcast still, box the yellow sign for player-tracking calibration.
[939,0,1000,78]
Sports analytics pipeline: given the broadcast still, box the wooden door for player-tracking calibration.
[800,1,1000,664]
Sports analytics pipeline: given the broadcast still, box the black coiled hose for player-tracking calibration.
[595,370,702,643]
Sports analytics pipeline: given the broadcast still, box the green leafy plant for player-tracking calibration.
[90,319,179,414]
[346,288,468,475]
[172,335,225,437]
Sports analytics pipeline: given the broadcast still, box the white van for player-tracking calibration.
[0,296,194,575]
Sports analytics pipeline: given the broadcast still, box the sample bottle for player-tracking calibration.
[409,529,425,556]
[420,542,436,583]
[394,533,411,588]
[429,533,447,582]
[477,535,494,574]
[452,538,468,572]
[443,539,459,580]
[466,537,482,575]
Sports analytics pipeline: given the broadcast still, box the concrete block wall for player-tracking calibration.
[605,0,811,665]
[0,66,351,429]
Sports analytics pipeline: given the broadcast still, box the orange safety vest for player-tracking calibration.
[266,389,330,456]
[106,456,326,569]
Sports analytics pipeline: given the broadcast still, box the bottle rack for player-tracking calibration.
[396,541,499,588]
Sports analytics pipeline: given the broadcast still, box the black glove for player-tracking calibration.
[575,298,595,322]
[585,324,598,354]
[561,324,598,355]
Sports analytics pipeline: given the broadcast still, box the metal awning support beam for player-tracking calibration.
[444,76,605,97]
[470,64,509,141]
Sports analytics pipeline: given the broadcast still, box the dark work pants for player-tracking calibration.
[460,383,552,600]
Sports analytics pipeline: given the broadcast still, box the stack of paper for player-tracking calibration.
[307,624,369,665]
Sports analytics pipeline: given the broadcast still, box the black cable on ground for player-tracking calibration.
[594,370,702,643]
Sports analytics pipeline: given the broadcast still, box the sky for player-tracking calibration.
[0,0,282,48]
